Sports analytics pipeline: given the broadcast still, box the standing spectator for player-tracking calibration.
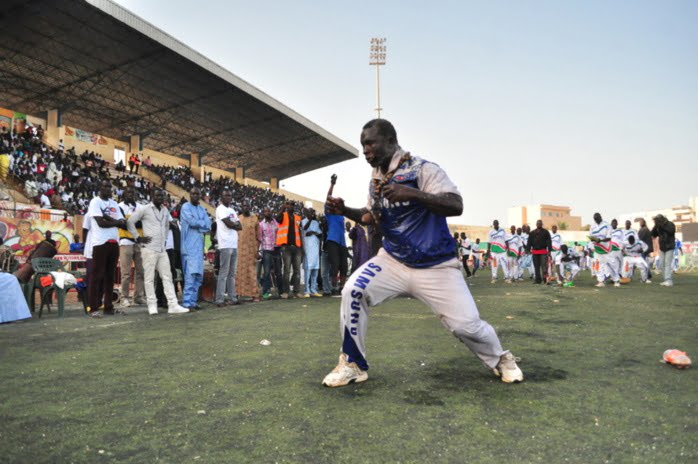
[276,201,303,298]
[86,179,126,317]
[349,222,370,274]
[651,214,676,287]
[258,207,278,299]
[126,189,188,315]
[526,219,552,285]
[638,218,654,279]
[236,201,260,302]
[39,189,51,208]
[215,189,241,307]
[459,232,472,278]
[118,186,146,308]
[180,187,211,310]
[324,206,347,293]
[472,238,481,275]
[319,216,333,296]
[128,154,136,174]
[144,156,152,168]
[156,220,182,308]
[44,230,57,248]
[302,208,322,297]
[134,154,141,174]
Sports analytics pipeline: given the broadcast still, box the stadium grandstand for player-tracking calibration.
[0,0,357,189]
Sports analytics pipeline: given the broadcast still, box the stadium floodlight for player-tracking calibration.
[369,37,387,118]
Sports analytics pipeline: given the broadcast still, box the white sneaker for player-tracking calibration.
[660,281,673,287]
[594,282,605,288]
[148,306,158,315]
[613,282,621,287]
[168,305,190,314]
[493,352,524,383]
[644,280,652,284]
[491,279,497,284]
[322,354,368,387]
[121,298,131,308]
[505,279,512,284]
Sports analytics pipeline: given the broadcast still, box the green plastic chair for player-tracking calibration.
[26,258,78,318]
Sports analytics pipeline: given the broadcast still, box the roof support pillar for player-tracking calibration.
[46,109,63,148]
[190,152,203,183]
[269,177,279,190]
[129,134,142,153]
[235,167,245,182]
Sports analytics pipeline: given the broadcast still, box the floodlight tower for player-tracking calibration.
[369,37,387,118]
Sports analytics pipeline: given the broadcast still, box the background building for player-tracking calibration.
[617,196,697,232]
[508,204,582,230]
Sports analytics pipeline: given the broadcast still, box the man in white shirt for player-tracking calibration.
[127,189,188,315]
[459,232,472,278]
[39,190,51,208]
[86,179,126,317]
[118,186,146,307]
[215,189,242,307]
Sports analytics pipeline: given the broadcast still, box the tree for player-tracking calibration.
[557,221,569,231]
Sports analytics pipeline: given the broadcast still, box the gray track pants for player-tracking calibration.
[339,249,506,371]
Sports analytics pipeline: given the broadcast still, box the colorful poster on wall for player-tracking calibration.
[66,126,109,146]
[0,217,74,254]
[0,107,13,133]
[13,112,26,134]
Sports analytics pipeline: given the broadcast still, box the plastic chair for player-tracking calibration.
[26,258,78,318]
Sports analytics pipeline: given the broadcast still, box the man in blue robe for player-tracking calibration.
[180,187,211,309]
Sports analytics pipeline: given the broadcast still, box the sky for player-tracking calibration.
[112,0,698,226]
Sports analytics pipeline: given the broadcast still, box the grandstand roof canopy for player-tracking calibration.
[0,0,358,180]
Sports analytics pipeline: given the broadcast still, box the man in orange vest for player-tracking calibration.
[275,200,303,298]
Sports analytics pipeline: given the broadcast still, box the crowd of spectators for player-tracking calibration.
[145,164,287,213]
[2,129,167,214]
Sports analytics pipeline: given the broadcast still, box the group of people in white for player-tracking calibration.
[455,212,681,288]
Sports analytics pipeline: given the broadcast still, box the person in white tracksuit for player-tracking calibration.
[589,212,619,287]
[621,236,651,283]
[518,224,534,280]
[558,244,581,283]
[321,118,523,388]
[609,219,624,283]
[505,225,522,282]
[550,224,563,282]
[487,220,509,283]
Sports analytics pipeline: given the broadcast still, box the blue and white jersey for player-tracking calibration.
[623,241,647,257]
[367,150,460,268]
[623,227,638,244]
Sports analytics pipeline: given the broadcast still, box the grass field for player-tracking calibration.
[2,272,697,463]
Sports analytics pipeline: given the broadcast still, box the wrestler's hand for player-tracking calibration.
[325,196,345,215]
[137,236,152,245]
[382,183,417,203]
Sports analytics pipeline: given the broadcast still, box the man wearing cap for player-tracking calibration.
[651,214,676,287]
